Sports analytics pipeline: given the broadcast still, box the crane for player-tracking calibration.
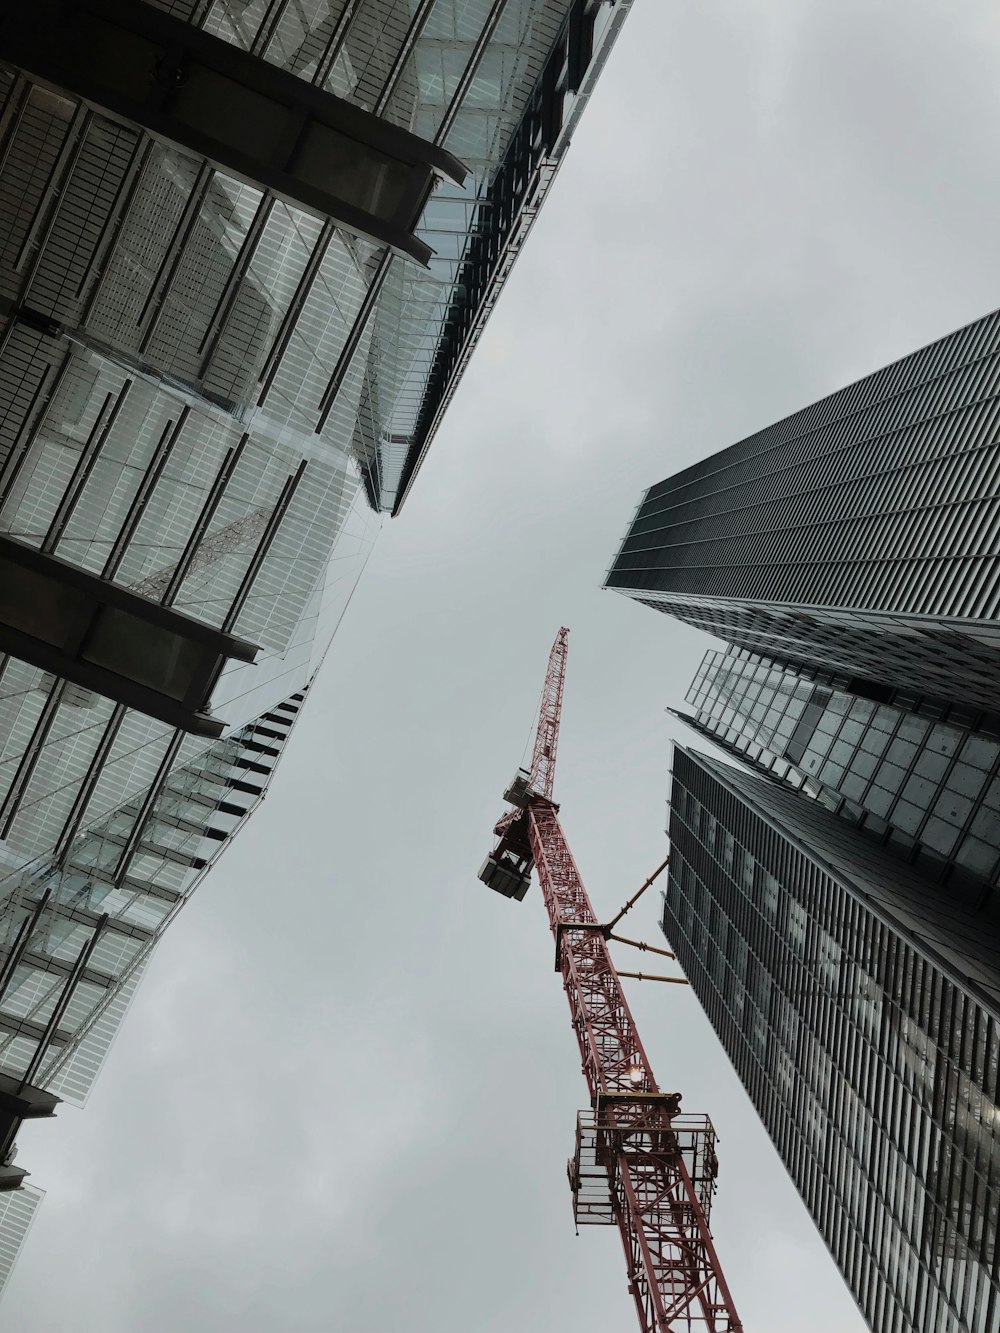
[478,628,743,1333]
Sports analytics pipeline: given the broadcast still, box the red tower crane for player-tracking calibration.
[478,628,743,1333]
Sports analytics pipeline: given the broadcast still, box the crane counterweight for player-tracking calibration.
[502,769,533,809]
[477,850,531,901]
[477,628,743,1333]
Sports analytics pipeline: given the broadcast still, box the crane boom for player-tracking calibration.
[478,628,743,1333]
[528,626,568,800]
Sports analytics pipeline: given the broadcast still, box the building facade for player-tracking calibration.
[677,645,1000,911]
[606,306,1000,713]
[0,0,635,1289]
[665,745,1000,1333]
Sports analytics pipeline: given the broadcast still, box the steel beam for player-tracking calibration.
[0,0,466,266]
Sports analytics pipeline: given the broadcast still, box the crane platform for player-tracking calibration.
[569,1109,720,1228]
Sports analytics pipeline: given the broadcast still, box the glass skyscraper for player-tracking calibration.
[606,306,1000,714]
[0,0,635,1290]
[666,744,1000,1333]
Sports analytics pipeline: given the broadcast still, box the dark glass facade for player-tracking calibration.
[606,306,1000,713]
[678,646,1000,910]
[665,746,1000,1333]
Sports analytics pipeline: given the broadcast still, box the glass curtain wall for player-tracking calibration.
[679,646,1000,908]
[0,690,306,1108]
[665,746,1000,1333]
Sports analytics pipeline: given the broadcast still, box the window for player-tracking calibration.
[840,719,865,745]
[875,760,907,792]
[945,763,987,802]
[915,750,950,782]
[928,724,963,757]
[892,800,923,835]
[935,789,974,828]
[898,715,930,744]
[901,774,937,811]
[861,729,890,758]
[954,837,999,879]
[959,736,999,772]
[873,707,899,733]
[721,831,735,874]
[887,737,918,768]
[865,787,894,818]
[969,807,1000,842]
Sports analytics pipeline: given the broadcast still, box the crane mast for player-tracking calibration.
[478,628,743,1333]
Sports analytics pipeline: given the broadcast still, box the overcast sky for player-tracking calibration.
[9,2,1000,1330]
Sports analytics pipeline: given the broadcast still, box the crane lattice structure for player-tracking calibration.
[478,628,743,1333]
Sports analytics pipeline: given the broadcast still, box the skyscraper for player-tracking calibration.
[607,306,1000,1330]
[665,744,1000,1333]
[0,0,635,1289]
[606,306,1000,713]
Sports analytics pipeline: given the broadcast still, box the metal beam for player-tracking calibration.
[0,0,466,266]
[0,533,258,737]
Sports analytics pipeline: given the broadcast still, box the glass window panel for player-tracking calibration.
[865,787,894,818]
[954,837,1000,878]
[143,172,264,383]
[934,790,974,828]
[839,719,864,745]
[958,735,1000,772]
[983,778,1000,812]
[887,737,918,768]
[915,750,950,782]
[110,412,238,590]
[831,739,855,765]
[54,375,175,576]
[928,724,963,756]
[898,716,930,743]
[87,144,203,346]
[892,801,924,836]
[873,707,898,733]
[207,202,321,402]
[861,729,890,757]
[946,763,988,802]
[901,774,937,811]
[970,807,1000,843]
[3,694,117,857]
[874,761,906,792]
